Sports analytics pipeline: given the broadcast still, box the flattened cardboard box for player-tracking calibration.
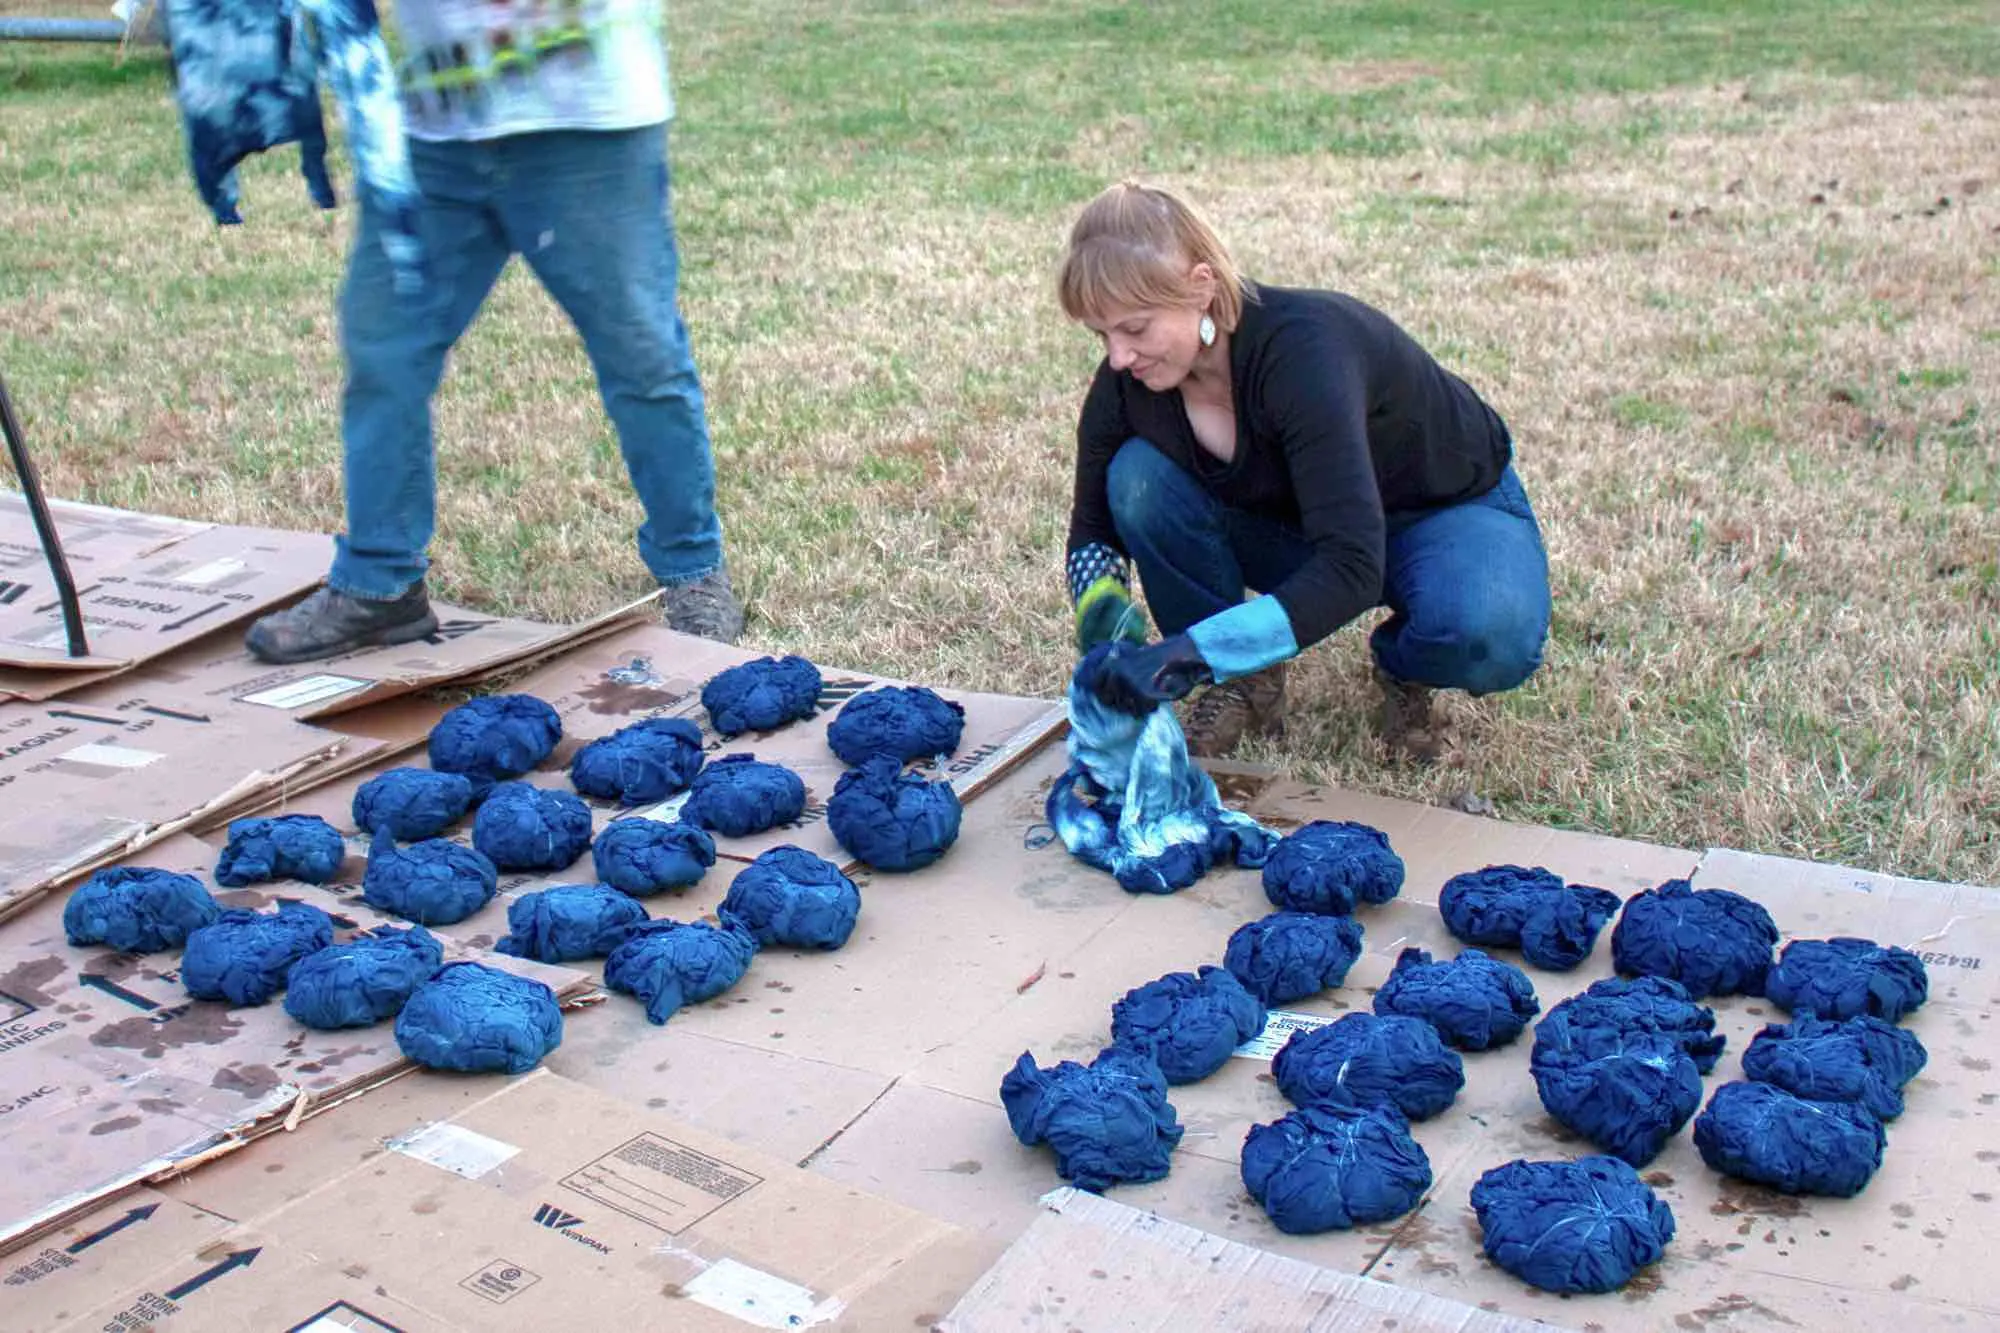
[0,495,203,617]
[15,1069,992,1331]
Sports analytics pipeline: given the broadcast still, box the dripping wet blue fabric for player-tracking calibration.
[472,782,594,873]
[1471,1157,1676,1295]
[719,846,861,950]
[1241,1103,1432,1234]
[680,754,807,837]
[1047,647,1276,895]
[214,814,347,887]
[1531,1027,1700,1167]
[181,901,335,1006]
[1535,975,1726,1073]
[1437,864,1622,971]
[569,717,705,806]
[1271,1013,1464,1121]
[1373,947,1540,1051]
[603,915,759,1025]
[428,694,562,795]
[361,833,498,925]
[827,685,966,766]
[1765,937,1930,1022]
[1223,911,1365,1006]
[63,866,221,953]
[394,961,563,1075]
[1741,1014,1928,1121]
[1000,1045,1184,1192]
[1261,821,1404,916]
[284,925,442,1029]
[826,755,962,872]
[1109,966,1267,1085]
[495,884,649,962]
[592,817,715,896]
[1610,877,1778,999]
[352,766,475,840]
[702,655,823,736]
[1693,1080,1885,1196]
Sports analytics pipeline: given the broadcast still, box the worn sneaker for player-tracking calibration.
[1183,663,1287,759]
[1376,666,1442,764]
[660,565,744,644]
[243,584,438,665]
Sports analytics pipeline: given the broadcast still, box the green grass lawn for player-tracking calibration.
[2,0,1996,883]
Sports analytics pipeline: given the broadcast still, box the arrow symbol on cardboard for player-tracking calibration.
[78,973,160,1012]
[162,1247,260,1300]
[66,1204,159,1254]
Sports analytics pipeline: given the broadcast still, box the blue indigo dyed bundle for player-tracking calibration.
[1000,1045,1183,1192]
[1241,1103,1432,1233]
[495,884,649,962]
[826,755,962,872]
[1373,948,1540,1051]
[1741,1014,1927,1121]
[1471,1157,1676,1294]
[1223,912,1365,1006]
[680,755,806,837]
[361,834,498,926]
[702,655,823,735]
[1048,648,1275,895]
[284,925,442,1029]
[1438,864,1622,971]
[181,901,335,1005]
[1531,1028,1700,1167]
[1535,975,1726,1073]
[1272,1013,1464,1121]
[592,818,715,896]
[569,717,705,806]
[1611,878,1778,998]
[719,846,861,950]
[394,961,563,1075]
[1261,821,1404,915]
[1693,1081,1886,1196]
[352,766,475,840]
[1109,966,1267,1085]
[603,915,760,1025]
[214,814,347,887]
[428,693,562,794]
[1765,937,1929,1022]
[63,866,220,952]
[827,685,965,766]
[472,781,594,872]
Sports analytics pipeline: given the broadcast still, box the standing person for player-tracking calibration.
[247,0,741,664]
[1059,180,1551,761]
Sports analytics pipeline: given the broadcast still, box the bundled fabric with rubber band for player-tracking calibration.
[63,867,221,952]
[1471,1157,1676,1294]
[1223,912,1365,1006]
[593,818,715,896]
[181,901,335,1005]
[1529,976,1722,1166]
[1372,947,1540,1051]
[827,685,965,766]
[603,915,760,1024]
[284,925,442,1029]
[495,884,649,962]
[680,755,806,837]
[395,961,563,1074]
[1765,937,1929,1022]
[569,717,705,806]
[1438,864,1622,971]
[1693,1080,1886,1196]
[472,781,594,872]
[826,755,962,872]
[352,766,475,840]
[1047,647,1275,895]
[1272,1013,1464,1121]
[1241,1103,1432,1234]
[361,834,498,925]
[702,655,823,735]
[1610,877,1778,998]
[214,814,347,886]
[1741,1014,1927,1121]
[1535,975,1726,1072]
[1001,1045,1183,1192]
[427,693,562,795]
[719,847,861,950]
[1109,966,1267,1085]
[1261,820,1404,915]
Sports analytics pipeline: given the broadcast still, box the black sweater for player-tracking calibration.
[1066,283,1513,648]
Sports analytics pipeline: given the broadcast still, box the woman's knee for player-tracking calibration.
[1107,438,1206,548]
[1442,598,1548,695]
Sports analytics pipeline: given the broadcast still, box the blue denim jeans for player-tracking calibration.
[1106,438,1551,695]
[330,124,722,599]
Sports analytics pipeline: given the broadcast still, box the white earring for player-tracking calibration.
[1199,314,1216,347]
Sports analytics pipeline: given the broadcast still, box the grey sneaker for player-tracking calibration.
[1376,665,1442,764]
[660,565,744,644]
[244,584,438,665]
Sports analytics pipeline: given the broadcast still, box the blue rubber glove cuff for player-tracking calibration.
[1186,595,1299,683]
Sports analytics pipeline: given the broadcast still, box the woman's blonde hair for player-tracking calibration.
[1057,180,1248,332]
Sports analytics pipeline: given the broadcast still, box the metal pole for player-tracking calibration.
[0,374,90,658]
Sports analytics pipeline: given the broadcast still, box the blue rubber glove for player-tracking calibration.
[1091,636,1215,716]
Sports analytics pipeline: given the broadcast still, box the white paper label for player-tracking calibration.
[59,741,164,770]
[240,673,372,710]
[388,1122,520,1179]
[628,794,690,823]
[682,1259,841,1329]
[173,557,248,586]
[1233,1009,1335,1061]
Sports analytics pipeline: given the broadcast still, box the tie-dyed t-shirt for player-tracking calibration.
[391,0,672,141]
